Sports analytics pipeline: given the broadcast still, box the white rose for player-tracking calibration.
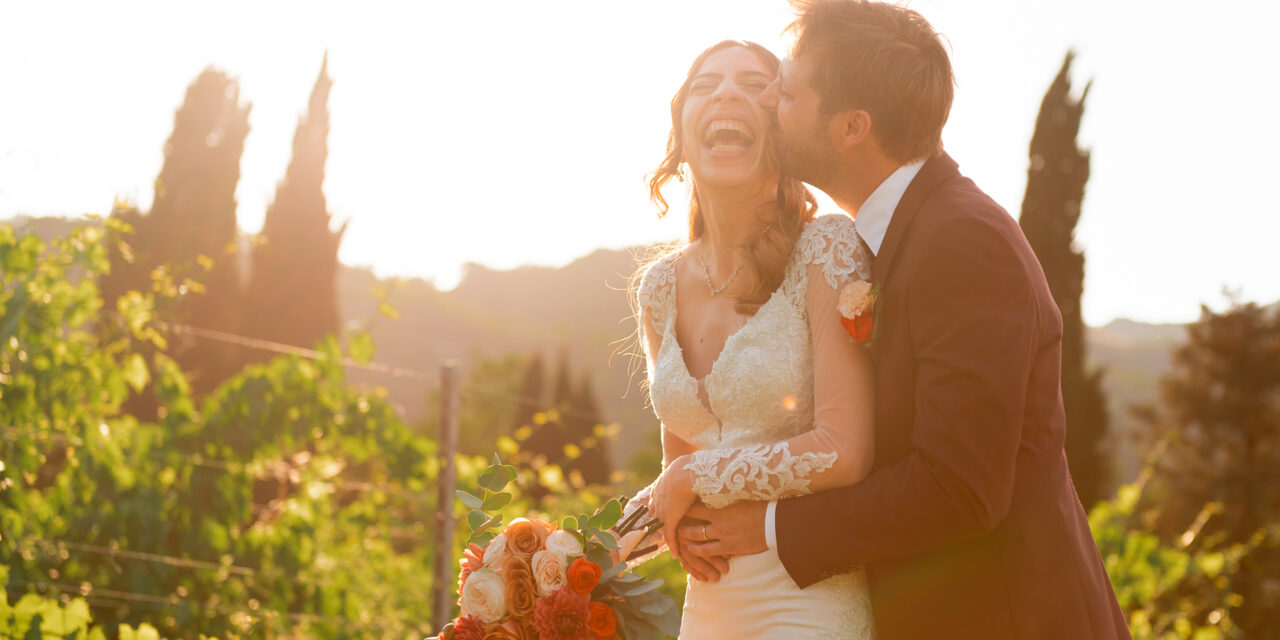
[459,568,506,624]
[544,530,584,557]
[483,533,508,569]
[531,549,568,597]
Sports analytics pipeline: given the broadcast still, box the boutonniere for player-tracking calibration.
[838,280,878,344]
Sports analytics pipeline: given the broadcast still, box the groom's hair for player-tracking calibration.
[788,0,954,163]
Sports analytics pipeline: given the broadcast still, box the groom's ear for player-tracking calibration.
[830,109,873,152]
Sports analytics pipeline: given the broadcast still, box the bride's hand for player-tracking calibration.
[650,454,698,561]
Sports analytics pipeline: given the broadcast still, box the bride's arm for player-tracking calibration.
[674,261,876,508]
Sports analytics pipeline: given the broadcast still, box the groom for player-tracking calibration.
[676,1,1131,637]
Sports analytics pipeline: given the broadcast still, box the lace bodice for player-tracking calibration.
[638,214,874,508]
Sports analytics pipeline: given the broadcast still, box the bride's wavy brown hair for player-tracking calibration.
[647,40,818,316]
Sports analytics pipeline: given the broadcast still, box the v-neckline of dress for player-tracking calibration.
[663,252,785,422]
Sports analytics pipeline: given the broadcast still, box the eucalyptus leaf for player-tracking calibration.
[561,516,577,531]
[619,579,662,596]
[598,499,623,530]
[577,514,589,531]
[622,616,664,640]
[477,466,506,492]
[629,592,675,615]
[586,547,614,570]
[467,510,487,532]
[482,492,512,511]
[654,605,683,634]
[599,559,627,582]
[478,464,516,493]
[456,490,483,510]
[481,513,503,530]
[595,528,619,550]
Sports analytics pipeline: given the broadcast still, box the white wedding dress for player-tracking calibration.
[637,214,877,639]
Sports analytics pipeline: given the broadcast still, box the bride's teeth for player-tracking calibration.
[703,119,756,146]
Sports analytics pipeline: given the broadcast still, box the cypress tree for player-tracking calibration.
[552,350,574,410]
[512,352,545,437]
[242,54,346,356]
[101,67,251,397]
[518,352,564,470]
[1018,52,1110,507]
[566,374,611,486]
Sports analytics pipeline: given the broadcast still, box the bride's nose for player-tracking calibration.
[712,80,745,104]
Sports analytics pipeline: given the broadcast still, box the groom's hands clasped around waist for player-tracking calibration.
[677,502,769,582]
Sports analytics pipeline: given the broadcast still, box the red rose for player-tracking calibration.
[566,558,601,595]
[841,311,874,344]
[452,615,486,640]
[533,588,592,640]
[587,602,618,638]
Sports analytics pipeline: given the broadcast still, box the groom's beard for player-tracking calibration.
[776,120,838,189]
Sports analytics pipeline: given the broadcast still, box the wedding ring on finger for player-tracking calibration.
[701,524,710,542]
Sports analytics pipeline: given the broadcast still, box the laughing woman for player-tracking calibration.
[634,40,877,638]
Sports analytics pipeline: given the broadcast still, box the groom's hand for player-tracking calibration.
[679,502,769,568]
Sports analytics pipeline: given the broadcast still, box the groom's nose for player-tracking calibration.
[757,79,780,111]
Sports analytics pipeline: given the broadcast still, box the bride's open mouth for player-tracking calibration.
[702,119,757,155]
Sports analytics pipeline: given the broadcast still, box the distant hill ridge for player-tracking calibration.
[12,214,1242,478]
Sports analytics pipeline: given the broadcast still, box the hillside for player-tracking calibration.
[10,214,1197,482]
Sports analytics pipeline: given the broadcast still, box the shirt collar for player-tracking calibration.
[854,160,925,256]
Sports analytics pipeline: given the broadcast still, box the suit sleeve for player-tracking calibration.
[775,215,1039,588]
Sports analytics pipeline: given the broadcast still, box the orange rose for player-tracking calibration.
[505,518,551,560]
[841,312,874,344]
[566,558,602,595]
[518,618,539,640]
[502,556,538,619]
[482,621,523,640]
[587,602,618,638]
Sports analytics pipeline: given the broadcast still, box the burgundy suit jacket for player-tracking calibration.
[775,154,1130,639]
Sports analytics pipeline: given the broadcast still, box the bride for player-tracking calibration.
[636,40,877,638]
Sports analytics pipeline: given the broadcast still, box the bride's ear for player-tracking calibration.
[830,109,873,152]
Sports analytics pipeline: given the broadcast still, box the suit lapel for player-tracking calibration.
[871,152,960,286]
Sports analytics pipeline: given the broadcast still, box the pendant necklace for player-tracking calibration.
[697,251,744,296]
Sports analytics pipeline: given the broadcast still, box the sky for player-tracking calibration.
[2,0,1278,326]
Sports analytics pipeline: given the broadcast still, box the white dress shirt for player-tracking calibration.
[764,159,925,551]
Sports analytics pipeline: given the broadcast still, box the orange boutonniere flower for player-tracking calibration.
[838,280,877,344]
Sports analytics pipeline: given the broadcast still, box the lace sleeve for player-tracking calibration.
[792,214,872,290]
[685,216,876,508]
[636,252,678,372]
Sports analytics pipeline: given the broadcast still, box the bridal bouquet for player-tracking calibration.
[431,458,678,640]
